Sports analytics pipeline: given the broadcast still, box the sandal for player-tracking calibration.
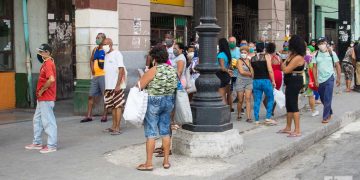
[110,131,122,135]
[155,150,172,157]
[136,164,153,171]
[237,116,242,121]
[103,128,114,133]
[171,124,180,130]
[277,129,291,134]
[322,119,329,124]
[154,147,163,154]
[100,117,107,123]
[287,132,302,137]
[246,119,253,123]
[163,163,171,169]
[265,119,278,126]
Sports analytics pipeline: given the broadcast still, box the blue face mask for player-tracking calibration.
[240,43,247,47]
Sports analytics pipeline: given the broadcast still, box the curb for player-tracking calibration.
[226,109,360,180]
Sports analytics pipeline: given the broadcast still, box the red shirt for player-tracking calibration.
[36,58,56,101]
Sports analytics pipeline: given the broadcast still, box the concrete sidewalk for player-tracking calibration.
[0,87,359,180]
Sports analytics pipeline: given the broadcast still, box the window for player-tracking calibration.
[0,0,13,71]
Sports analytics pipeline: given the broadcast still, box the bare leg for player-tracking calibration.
[86,96,94,118]
[293,112,301,134]
[102,106,108,119]
[226,85,233,111]
[284,112,293,131]
[245,90,252,120]
[218,87,227,104]
[114,108,122,132]
[346,80,352,92]
[308,96,315,112]
[237,91,244,118]
[145,138,155,166]
[111,108,116,130]
[162,136,171,166]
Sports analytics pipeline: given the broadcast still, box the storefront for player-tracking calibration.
[0,0,15,110]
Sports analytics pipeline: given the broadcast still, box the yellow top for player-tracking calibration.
[92,47,105,77]
[93,60,105,76]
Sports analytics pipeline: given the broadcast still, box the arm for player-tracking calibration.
[38,75,55,97]
[114,67,125,92]
[177,60,185,77]
[313,63,319,87]
[145,55,152,71]
[219,58,233,76]
[335,62,341,87]
[237,60,252,77]
[265,54,276,87]
[351,48,356,66]
[90,48,96,75]
[139,66,156,89]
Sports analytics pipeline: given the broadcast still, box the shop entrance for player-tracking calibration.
[232,0,258,43]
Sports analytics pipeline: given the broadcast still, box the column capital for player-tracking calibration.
[75,0,117,11]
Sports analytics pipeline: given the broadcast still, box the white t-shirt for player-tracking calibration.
[104,50,126,90]
[172,54,187,82]
[167,46,175,62]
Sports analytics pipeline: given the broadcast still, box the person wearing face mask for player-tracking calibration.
[313,37,342,124]
[341,41,356,92]
[228,36,240,112]
[186,45,199,100]
[103,38,127,135]
[352,38,360,91]
[164,34,176,63]
[235,46,253,122]
[172,43,187,88]
[248,42,256,58]
[25,44,58,153]
[279,41,289,61]
[80,33,108,123]
[239,40,248,47]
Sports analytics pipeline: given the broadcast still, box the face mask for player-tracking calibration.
[187,52,194,59]
[241,53,247,59]
[229,42,236,49]
[37,54,44,63]
[173,49,180,56]
[318,44,327,52]
[165,39,173,47]
[284,47,289,51]
[350,44,354,47]
[280,54,288,60]
[240,43,247,47]
[103,45,110,53]
[96,39,102,45]
[249,47,255,53]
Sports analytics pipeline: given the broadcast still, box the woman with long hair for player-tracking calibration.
[216,38,233,105]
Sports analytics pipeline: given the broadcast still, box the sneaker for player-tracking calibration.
[80,117,93,123]
[25,144,43,150]
[312,110,319,117]
[39,146,57,154]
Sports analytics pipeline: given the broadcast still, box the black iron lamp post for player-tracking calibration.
[182,0,232,132]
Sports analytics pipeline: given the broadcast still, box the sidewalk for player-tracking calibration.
[0,86,359,180]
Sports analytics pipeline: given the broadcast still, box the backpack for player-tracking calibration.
[315,49,335,68]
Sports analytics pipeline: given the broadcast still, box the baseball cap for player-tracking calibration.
[317,37,328,44]
[36,44,52,54]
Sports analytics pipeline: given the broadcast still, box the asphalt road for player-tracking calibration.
[258,120,360,180]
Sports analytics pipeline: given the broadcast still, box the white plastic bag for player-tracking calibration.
[273,88,285,109]
[174,89,193,124]
[123,82,148,127]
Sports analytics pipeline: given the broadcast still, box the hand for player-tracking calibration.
[315,81,319,88]
[91,68,95,75]
[37,89,44,97]
[228,69,233,77]
[114,85,121,92]
[336,78,341,87]
[272,81,276,87]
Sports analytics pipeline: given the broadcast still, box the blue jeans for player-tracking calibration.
[318,75,334,120]
[33,101,57,149]
[144,95,175,138]
[253,79,274,121]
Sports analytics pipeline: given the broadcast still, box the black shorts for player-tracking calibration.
[216,71,231,88]
[284,76,303,113]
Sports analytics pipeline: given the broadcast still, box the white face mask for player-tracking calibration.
[103,45,111,53]
[350,43,354,47]
[318,44,327,52]
[241,53,247,59]
[187,52,195,59]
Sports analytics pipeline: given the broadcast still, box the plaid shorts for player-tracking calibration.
[104,89,125,109]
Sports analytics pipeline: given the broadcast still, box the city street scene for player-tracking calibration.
[1,0,360,180]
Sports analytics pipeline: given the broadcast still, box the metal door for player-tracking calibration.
[232,0,258,43]
[47,0,75,99]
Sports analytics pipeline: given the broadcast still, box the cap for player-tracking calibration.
[307,45,315,53]
[36,44,52,54]
[317,37,328,44]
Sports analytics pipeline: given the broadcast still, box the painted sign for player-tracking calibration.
[150,0,184,6]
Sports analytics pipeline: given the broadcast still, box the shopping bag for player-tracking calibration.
[185,67,192,90]
[273,88,285,109]
[123,82,148,127]
[174,89,193,124]
[308,68,318,91]
[186,77,197,94]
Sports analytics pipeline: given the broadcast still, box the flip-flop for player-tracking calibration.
[103,128,114,133]
[154,147,163,154]
[237,116,242,121]
[276,129,291,134]
[163,163,171,169]
[287,133,302,137]
[155,150,172,157]
[246,119,253,123]
[265,120,278,126]
[110,131,122,135]
[136,164,153,171]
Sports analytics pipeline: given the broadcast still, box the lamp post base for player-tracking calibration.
[173,128,243,158]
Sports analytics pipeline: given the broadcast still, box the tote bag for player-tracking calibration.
[174,76,193,124]
[123,82,148,127]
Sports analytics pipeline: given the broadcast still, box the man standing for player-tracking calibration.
[228,36,241,112]
[313,37,341,124]
[164,34,175,63]
[25,44,57,153]
[81,33,108,123]
[102,38,126,135]
[352,37,360,92]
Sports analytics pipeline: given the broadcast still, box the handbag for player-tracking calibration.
[174,75,193,124]
[308,68,318,91]
[123,82,148,127]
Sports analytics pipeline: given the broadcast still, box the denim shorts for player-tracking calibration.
[144,95,175,138]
